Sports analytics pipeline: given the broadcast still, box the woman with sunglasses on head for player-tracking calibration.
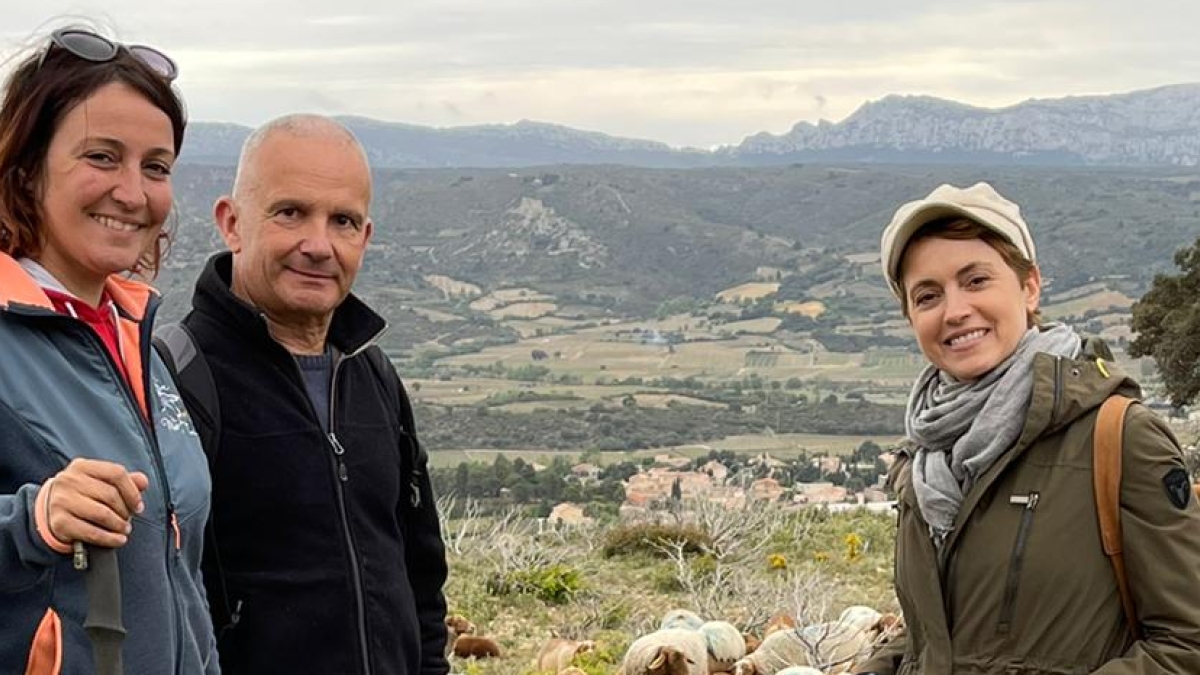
[853,183,1200,675]
[0,26,218,674]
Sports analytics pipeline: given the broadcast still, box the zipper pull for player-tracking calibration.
[1009,492,1040,510]
[171,511,182,551]
[329,433,349,482]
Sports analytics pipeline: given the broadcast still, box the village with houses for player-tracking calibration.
[528,448,899,528]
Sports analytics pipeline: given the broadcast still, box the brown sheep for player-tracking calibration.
[446,614,477,637]
[444,614,478,658]
[453,635,503,659]
[537,638,597,673]
[741,634,761,655]
[763,613,796,638]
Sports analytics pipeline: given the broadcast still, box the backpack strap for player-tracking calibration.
[363,345,426,511]
[151,322,239,635]
[1093,394,1143,641]
[153,322,221,464]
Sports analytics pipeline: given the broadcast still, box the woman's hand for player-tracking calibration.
[45,458,149,548]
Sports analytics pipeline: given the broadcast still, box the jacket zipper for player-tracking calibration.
[137,302,188,674]
[998,491,1040,635]
[325,353,374,675]
[271,319,383,675]
[1051,356,1063,421]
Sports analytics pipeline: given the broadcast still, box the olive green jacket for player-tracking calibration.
[858,340,1200,675]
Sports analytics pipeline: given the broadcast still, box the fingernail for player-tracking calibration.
[136,502,145,514]
[125,522,133,534]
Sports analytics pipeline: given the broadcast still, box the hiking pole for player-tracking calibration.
[78,543,126,675]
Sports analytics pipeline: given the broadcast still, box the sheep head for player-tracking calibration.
[648,646,694,675]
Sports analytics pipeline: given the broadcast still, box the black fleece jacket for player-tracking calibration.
[179,253,449,675]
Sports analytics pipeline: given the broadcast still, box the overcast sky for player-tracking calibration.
[4,1,1198,148]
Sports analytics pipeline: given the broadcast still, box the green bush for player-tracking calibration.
[486,563,583,605]
[601,522,712,558]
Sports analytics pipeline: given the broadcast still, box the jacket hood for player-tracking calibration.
[191,252,387,355]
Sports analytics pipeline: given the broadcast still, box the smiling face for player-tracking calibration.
[900,235,1041,382]
[216,127,373,331]
[35,82,175,302]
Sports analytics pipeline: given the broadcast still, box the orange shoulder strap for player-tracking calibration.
[1093,394,1142,641]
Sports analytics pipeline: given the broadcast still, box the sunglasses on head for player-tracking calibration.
[38,28,178,82]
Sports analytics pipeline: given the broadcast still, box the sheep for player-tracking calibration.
[698,621,746,674]
[795,620,876,675]
[773,668,822,675]
[444,614,477,659]
[741,633,761,655]
[762,613,796,638]
[731,627,809,675]
[733,607,898,675]
[621,628,709,675]
[452,635,503,659]
[875,613,903,642]
[836,605,882,633]
[537,638,597,673]
[446,614,477,637]
[660,609,705,631]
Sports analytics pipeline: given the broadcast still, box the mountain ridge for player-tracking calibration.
[180,83,1200,168]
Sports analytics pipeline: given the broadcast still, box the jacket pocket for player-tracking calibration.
[998,491,1040,636]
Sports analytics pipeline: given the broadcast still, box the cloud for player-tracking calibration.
[5,0,1200,146]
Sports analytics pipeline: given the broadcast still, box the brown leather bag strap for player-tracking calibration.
[1093,394,1143,641]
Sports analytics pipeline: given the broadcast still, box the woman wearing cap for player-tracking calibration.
[0,25,218,673]
[854,183,1200,674]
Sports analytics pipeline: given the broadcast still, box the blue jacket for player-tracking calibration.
[0,253,219,675]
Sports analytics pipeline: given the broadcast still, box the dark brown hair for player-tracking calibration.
[898,217,1041,326]
[0,29,186,276]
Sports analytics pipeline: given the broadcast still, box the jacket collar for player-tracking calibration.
[191,252,388,355]
[1,253,155,320]
[940,334,1139,557]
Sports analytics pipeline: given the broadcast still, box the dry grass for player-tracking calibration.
[776,301,827,318]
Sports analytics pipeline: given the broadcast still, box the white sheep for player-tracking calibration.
[731,627,809,675]
[836,605,882,633]
[660,609,705,631]
[536,638,597,673]
[732,607,893,675]
[622,628,709,675]
[697,620,746,674]
[773,668,823,675]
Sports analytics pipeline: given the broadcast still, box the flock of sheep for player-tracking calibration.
[445,605,902,675]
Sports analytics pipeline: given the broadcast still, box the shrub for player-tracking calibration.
[601,522,713,558]
[486,563,583,605]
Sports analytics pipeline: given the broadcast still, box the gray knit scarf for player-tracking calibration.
[906,324,1082,548]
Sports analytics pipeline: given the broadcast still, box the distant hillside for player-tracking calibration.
[182,117,713,168]
[728,84,1200,167]
[159,163,1200,349]
[182,84,1200,168]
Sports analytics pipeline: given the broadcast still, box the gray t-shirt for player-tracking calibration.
[295,348,334,434]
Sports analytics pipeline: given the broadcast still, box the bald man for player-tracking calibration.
[166,115,449,675]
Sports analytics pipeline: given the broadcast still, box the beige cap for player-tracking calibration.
[880,181,1036,297]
